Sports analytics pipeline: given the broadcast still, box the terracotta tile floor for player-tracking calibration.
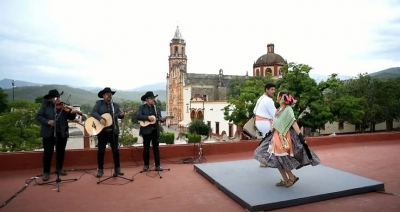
[0,140,399,212]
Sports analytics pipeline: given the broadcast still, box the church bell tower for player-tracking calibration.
[166,26,187,123]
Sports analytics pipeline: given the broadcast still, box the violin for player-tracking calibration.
[56,102,83,115]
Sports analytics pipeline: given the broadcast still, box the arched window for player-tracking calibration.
[266,68,272,76]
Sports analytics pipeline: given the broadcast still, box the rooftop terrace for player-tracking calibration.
[0,132,399,211]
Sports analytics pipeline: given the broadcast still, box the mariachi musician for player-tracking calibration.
[136,91,166,171]
[35,89,78,181]
[90,87,125,178]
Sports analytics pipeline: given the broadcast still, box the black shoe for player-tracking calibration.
[143,165,149,171]
[57,170,67,176]
[42,173,50,181]
[155,165,162,171]
[96,169,103,178]
[115,168,124,176]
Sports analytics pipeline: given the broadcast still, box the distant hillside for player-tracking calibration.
[369,67,400,79]
[0,78,42,89]
[309,73,353,82]
[2,84,166,105]
[0,78,167,92]
[129,82,167,91]
[77,86,103,92]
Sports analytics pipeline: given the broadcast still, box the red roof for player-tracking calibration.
[0,134,399,211]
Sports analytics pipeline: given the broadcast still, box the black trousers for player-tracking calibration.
[97,130,120,170]
[142,129,160,166]
[42,132,67,173]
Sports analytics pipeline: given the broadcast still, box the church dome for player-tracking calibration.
[254,44,286,67]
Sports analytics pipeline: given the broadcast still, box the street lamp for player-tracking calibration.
[12,80,15,101]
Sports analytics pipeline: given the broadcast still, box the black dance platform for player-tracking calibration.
[194,159,384,212]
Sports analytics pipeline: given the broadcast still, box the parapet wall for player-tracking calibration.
[0,132,399,172]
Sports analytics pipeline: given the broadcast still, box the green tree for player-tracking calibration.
[188,119,211,135]
[375,77,400,131]
[0,88,8,114]
[300,99,333,131]
[223,75,275,126]
[155,99,166,110]
[119,100,140,111]
[226,76,248,97]
[79,103,93,120]
[319,73,366,129]
[130,109,138,125]
[346,73,382,132]
[118,100,140,146]
[278,62,331,130]
[34,96,44,104]
[0,100,42,151]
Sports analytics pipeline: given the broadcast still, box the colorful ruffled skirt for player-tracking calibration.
[254,128,321,171]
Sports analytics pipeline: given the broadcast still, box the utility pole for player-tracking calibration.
[12,80,15,101]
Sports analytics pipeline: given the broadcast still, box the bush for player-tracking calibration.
[188,133,201,143]
[179,132,189,137]
[159,132,175,144]
[120,134,138,146]
[188,119,211,135]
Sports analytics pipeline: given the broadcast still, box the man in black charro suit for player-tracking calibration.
[35,89,78,181]
[90,87,125,177]
[136,91,166,171]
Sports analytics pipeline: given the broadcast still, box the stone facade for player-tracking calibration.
[166,26,187,122]
[165,27,289,127]
[166,27,248,125]
[184,71,244,101]
[253,43,286,79]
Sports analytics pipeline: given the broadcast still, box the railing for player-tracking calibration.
[169,54,187,59]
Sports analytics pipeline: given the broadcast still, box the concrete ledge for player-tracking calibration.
[0,132,399,172]
[305,131,400,146]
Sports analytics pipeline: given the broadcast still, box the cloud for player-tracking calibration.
[350,12,400,62]
[0,18,100,86]
[369,15,400,60]
[1,0,400,90]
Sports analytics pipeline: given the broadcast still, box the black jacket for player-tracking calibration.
[35,101,77,138]
[90,100,124,135]
[136,103,165,135]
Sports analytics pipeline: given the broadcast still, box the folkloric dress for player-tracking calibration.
[254,105,321,171]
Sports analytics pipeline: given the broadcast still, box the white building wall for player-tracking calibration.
[190,101,236,135]
[320,120,400,135]
[66,136,85,149]
[67,122,86,149]
[183,86,192,123]
[71,106,82,122]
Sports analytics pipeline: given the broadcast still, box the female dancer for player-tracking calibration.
[254,91,321,187]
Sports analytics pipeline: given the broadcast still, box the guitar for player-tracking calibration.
[84,107,134,136]
[139,115,174,127]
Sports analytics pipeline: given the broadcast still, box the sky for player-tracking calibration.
[0,0,399,90]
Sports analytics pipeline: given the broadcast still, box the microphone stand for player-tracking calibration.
[139,100,170,179]
[38,97,77,192]
[97,97,133,184]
